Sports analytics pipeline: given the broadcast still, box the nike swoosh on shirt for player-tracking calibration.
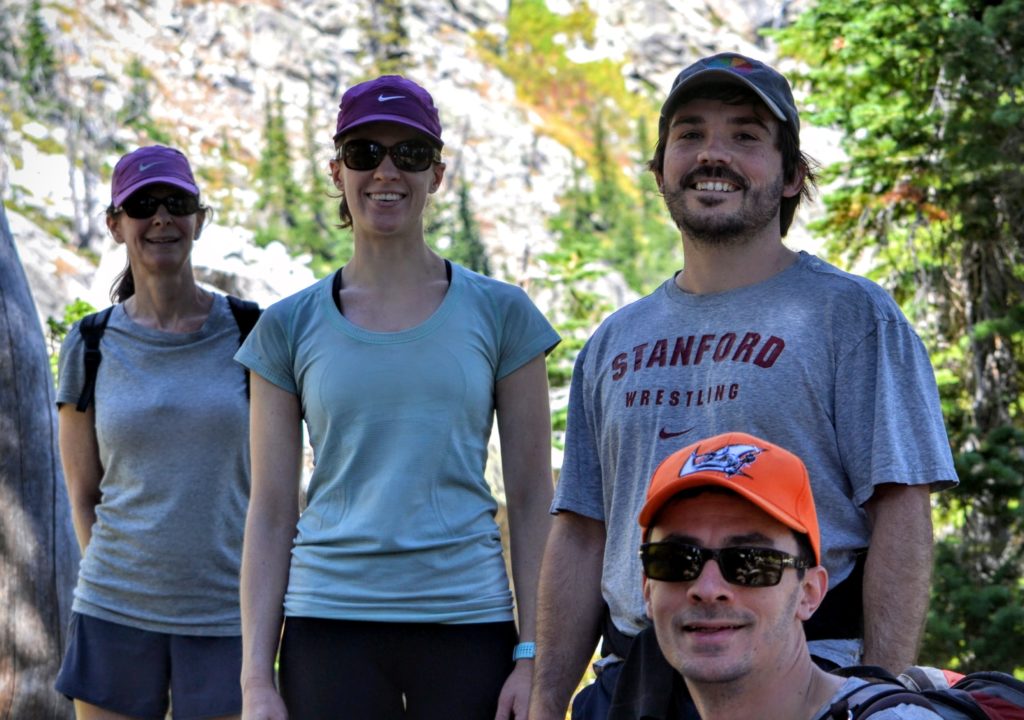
[658,427,695,440]
[378,94,405,102]
[138,161,165,172]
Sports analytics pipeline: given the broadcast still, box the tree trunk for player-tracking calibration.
[0,198,78,719]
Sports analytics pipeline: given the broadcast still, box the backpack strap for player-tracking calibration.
[75,307,115,412]
[827,680,940,720]
[226,295,262,399]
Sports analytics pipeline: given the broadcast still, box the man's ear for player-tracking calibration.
[782,164,806,199]
[654,170,665,195]
[796,565,829,621]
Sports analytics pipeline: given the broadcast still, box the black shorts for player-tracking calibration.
[278,617,517,719]
[55,612,242,719]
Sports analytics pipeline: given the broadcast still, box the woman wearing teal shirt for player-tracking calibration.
[237,75,559,720]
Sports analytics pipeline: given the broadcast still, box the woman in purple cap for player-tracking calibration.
[237,76,559,719]
[54,145,257,720]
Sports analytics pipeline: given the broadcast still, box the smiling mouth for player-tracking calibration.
[369,192,403,201]
[692,181,739,193]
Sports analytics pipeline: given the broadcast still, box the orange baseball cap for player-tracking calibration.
[638,431,820,564]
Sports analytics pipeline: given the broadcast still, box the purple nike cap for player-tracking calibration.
[111,145,200,206]
[334,75,443,147]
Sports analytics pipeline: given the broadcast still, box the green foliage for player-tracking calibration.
[478,0,649,160]
[254,86,350,277]
[426,179,491,276]
[46,298,97,383]
[359,0,411,76]
[537,152,616,411]
[117,56,167,142]
[773,0,1024,672]
[927,427,1024,672]
[0,3,20,83]
[21,0,58,104]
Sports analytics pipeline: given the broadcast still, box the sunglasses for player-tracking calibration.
[116,192,201,219]
[339,139,441,172]
[640,541,810,587]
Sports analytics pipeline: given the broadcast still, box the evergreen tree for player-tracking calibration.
[21,0,58,103]
[254,86,301,250]
[444,180,490,276]
[360,0,411,76]
[774,0,1024,672]
[0,2,20,83]
[119,57,152,129]
[539,153,614,396]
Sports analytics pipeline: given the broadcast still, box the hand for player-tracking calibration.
[494,660,533,719]
[242,681,288,720]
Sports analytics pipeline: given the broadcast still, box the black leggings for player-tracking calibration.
[278,617,517,720]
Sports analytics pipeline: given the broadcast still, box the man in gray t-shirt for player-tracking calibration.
[529,52,957,720]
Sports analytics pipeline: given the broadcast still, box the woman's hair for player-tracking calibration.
[105,197,209,303]
[332,139,355,230]
[647,85,818,238]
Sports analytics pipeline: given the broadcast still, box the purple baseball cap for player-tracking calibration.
[334,75,443,147]
[111,145,200,207]
[660,52,800,137]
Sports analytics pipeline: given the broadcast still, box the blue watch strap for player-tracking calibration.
[512,641,536,661]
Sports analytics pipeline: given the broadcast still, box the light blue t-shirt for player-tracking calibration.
[236,263,559,624]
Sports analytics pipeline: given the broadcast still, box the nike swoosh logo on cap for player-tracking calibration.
[138,161,165,172]
[658,427,695,440]
[378,94,405,102]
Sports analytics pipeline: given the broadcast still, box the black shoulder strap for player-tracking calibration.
[75,307,115,412]
[827,678,941,720]
[226,295,262,399]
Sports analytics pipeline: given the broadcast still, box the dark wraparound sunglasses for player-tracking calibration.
[339,139,441,172]
[640,541,811,587]
[116,192,201,219]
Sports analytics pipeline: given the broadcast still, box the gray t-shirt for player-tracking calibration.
[815,678,945,719]
[554,252,957,663]
[56,294,251,635]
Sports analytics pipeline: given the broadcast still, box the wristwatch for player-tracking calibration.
[512,641,536,661]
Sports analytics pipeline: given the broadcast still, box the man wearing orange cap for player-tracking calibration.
[614,432,941,720]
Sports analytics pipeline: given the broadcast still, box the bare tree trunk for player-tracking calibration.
[0,198,78,719]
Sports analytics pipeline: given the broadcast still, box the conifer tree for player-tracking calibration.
[255,86,300,249]
[21,0,58,103]
[360,0,411,76]
[444,180,490,276]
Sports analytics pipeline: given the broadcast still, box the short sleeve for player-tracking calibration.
[55,323,87,407]
[493,286,560,382]
[551,342,605,519]
[834,318,957,507]
[234,301,299,395]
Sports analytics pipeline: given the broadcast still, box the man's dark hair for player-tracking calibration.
[647,85,818,238]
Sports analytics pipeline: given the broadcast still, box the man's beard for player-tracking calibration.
[664,167,784,247]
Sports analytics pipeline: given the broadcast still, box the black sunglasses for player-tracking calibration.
[116,192,202,219]
[640,541,810,587]
[339,139,441,172]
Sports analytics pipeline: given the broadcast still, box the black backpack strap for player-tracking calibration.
[75,307,114,412]
[827,681,937,720]
[226,295,262,399]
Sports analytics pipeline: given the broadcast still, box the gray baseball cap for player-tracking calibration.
[659,52,800,137]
